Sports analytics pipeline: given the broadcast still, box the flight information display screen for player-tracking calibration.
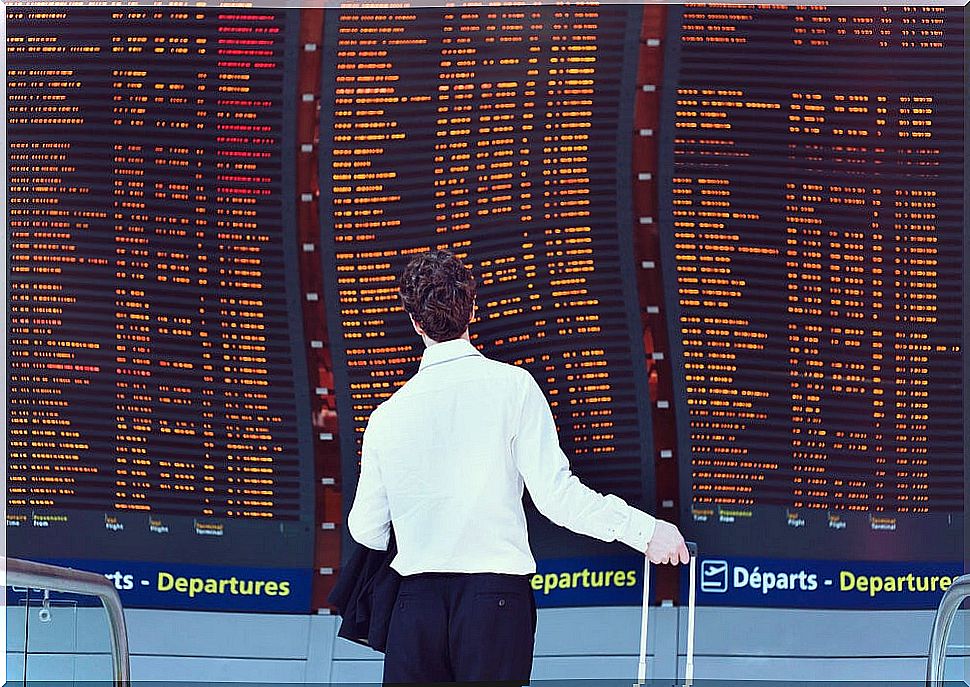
[319,5,658,592]
[8,4,964,613]
[7,8,314,612]
[660,4,964,588]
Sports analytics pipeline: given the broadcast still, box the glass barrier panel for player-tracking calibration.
[23,590,79,683]
[942,606,970,685]
[7,587,28,686]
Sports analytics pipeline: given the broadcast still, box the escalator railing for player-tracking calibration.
[926,573,970,687]
[6,558,131,686]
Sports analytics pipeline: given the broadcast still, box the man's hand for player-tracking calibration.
[645,519,689,565]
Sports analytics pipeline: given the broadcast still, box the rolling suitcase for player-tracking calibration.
[636,541,698,686]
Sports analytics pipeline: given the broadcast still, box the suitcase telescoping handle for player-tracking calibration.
[684,541,698,686]
[635,541,698,686]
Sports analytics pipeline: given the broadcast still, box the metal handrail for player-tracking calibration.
[926,573,970,687]
[6,558,131,686]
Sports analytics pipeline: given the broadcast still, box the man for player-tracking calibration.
[348,249,689,685]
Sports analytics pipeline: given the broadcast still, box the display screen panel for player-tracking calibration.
[660,5,964,607]
[319,6,659,606]
[7,7,314,612]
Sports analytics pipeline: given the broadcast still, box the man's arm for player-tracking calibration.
[511,371,657,553]
[347,420,391,551]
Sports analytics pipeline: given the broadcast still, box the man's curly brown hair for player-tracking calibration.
[399,249,476,342]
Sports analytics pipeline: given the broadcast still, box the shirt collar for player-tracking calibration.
[418,337,483,371]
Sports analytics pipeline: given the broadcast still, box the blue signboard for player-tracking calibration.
[685,556,963,610]
[531,555,962,610]
[8,559,312,614]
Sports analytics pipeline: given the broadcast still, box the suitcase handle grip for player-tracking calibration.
[686,541,698,558]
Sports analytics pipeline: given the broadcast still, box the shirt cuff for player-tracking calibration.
[616,506,657,553]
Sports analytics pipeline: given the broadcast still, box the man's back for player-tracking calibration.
[349,337,659,576]
[352,338,537,575]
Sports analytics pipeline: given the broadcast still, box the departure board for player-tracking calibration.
[319,6,655,555]
[7,8,314,612]
[660,5,964,562]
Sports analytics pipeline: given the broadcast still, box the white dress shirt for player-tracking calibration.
[347,337,656,576]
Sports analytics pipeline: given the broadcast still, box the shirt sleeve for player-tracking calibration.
[511,371,656,553]
[347,415,391,551]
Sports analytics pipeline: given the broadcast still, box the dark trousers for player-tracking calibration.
[382,572,537,686]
